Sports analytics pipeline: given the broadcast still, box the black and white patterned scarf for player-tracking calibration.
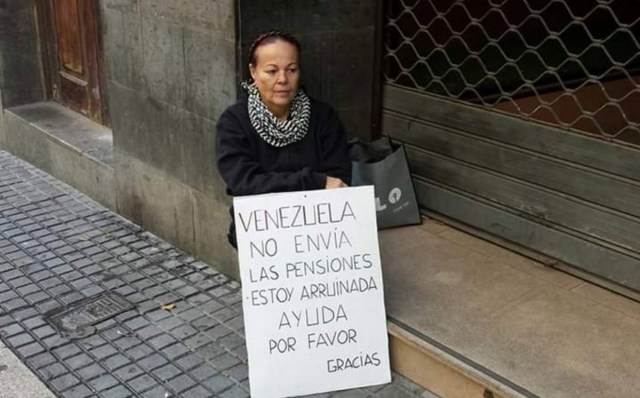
[244,82,311,147]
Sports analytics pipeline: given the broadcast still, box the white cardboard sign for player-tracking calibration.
[234,186,391,398]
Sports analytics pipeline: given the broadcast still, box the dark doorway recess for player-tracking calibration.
[235,0,384,140]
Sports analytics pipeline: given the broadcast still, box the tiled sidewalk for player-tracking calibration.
[0,150,433,398]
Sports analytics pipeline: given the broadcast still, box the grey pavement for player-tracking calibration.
[0,149,435,398]
[0,339,56,398]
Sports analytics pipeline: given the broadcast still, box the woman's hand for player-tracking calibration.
[325,176,348,189]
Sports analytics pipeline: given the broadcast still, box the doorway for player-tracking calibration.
[35,0,108,125]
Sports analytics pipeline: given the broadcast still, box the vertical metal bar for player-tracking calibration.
[370,0,386,141]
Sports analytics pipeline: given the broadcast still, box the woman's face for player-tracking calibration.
[250,40,300,117]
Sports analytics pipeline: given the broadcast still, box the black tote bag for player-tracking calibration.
[349,137,422,229]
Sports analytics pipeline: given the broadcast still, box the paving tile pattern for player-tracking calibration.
[0,150,434,398]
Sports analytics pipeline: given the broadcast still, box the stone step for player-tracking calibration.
[380,220,640,398]
[2,101,115,210]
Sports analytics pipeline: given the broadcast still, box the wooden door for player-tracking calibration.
[36,0,108,125]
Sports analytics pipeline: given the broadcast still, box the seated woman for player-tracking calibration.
[216,31,352,248]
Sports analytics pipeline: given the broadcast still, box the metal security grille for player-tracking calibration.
[384,0,640,147]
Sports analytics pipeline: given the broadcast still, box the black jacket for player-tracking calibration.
[216,95,351,195]
[216,94,352,246]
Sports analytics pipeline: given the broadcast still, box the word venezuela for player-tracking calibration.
[237,201,355,232]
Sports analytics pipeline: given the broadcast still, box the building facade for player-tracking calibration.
[0,0,380,279]
[1,0,639,294]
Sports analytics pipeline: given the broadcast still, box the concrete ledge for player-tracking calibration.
[4,102,113,165]
[1,102,116,209]
[381,219,640,398]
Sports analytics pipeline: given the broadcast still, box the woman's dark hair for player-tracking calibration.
[248,31,301,66]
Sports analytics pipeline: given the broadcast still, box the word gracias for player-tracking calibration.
[238,201,356,232]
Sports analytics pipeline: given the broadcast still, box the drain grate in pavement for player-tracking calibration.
[44,293,134,338]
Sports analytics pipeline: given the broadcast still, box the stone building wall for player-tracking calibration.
[100,0,239,276]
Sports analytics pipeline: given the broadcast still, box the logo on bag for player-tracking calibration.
[375,187,403,212]
[388,188,402,204]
